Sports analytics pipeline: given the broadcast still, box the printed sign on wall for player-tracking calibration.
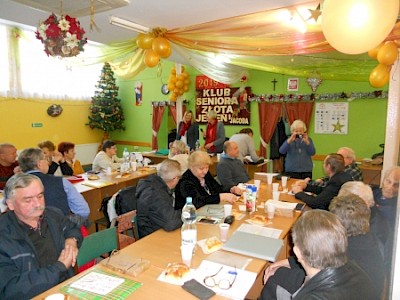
[195,75,251,125]
[314,102,348,134]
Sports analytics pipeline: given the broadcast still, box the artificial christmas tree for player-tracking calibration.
[87,62,125,143]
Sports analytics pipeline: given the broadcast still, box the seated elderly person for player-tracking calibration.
[229,128,264,163]
[18,148,90,224]
[136,159,183,238]
[315,147,363,186]
[372,166,400,277]
[92,140,122,172]
[168,140,189,175]
[292,153,352,210]
[175,150,238,209]
[0,173,82,299]
[217,141,250,191]
[329,195,386,298]
[0,143,20,189]
[260,210,378,300]
[57,142,84,175]
[38,140,73,176]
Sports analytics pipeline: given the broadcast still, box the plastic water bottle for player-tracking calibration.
[181,197,197,248]
[121,147,130,172]
[246,185,256,213]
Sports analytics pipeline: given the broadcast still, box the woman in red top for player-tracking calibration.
[203,110,225,154]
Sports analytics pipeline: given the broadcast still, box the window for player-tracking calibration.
[0,20,103,101]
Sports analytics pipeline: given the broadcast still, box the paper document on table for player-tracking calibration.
[196,204,224,218]
[237,223,282,239]
[70,271,124,295]
[194,260,257,300]
[82,181,114,188]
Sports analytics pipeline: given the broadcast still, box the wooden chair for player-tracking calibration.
[76,227,118,272]
[111,210,139,249]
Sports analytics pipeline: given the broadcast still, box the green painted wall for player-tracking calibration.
[113,63,388,179]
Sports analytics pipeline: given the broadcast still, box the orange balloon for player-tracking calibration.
[144,49,160,68]
[167,83,175,91]
[152,37,171,58]
[377,42,398,65]
[137,33,154,49]
[183,85,189,92]
[168,76,176,84]
[175,80,184,88]
[169,93,177,101]
[368,43,383,59]
[369,64,390,87]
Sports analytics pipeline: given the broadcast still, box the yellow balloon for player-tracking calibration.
[143,49,160,68]
[169,93,177,101]
[183,85,189,92]
[322,0,399,54]
[167,83,175,91]
[377,42,398,65]
[137,33,154,49]
[152,37,171,58]
[368,43,383,59]
[369,64,390,87]
[176,80,184,88]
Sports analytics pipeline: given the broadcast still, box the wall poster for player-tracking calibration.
[314,102,348,134]
[195,75,251,125]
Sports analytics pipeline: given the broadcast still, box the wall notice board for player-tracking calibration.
[314,102,348,134]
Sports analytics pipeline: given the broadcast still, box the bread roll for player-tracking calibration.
[205,236,222,252]
[250,215,269,225]
[88,174,99,180]
[164,262,190,281]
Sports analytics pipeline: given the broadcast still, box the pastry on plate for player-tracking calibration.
[205,236,223,253]
[87,174,100,180]
[250,215,269,226]
[163,262,190,282]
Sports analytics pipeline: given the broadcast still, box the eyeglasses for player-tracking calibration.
[203,266,237,290]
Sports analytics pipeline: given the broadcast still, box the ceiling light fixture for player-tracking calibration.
[109,16,149,33]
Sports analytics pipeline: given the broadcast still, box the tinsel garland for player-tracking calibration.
[249,90,388,102]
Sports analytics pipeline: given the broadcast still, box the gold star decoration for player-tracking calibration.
[332,120,345,133]
[307,3,321,22]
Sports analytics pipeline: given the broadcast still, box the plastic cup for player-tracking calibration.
[281,176,288,187]
[219,223,230,242]
[131,161,137,172]
[266,203,276,220]
[254,179,261,190]
[272,183,279,192]
[217,153,221,161]
[224,204,232,217]
[273,191,280,201]
[181,245,194,267]
[45,294,65,300]
[266,173,274,185]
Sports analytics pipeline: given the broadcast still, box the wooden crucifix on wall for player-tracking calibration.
[271,78,278,91]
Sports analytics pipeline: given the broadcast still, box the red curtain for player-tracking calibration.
[258,102,282,158]
[152,105,166,150]
[169,105,186,125]
[284,102,314,129]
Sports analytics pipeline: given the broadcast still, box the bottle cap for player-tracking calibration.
[186,197,193,203]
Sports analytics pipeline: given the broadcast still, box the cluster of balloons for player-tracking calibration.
[137,32,171,68]
[368,41,399,87]
[167,66,190,101]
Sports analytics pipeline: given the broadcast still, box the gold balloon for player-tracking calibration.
[175,80,184,88]
[369,64,390,87]
[322,0,399,54]
[144,49,160,68]
[152,37,171,58]
[183,85,189,92]
[368,43,383,59]
[377,42,398,65]
[169,93,177,101]
[137,33,154,49]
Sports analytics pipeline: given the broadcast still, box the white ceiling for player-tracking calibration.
[0,0,313,44]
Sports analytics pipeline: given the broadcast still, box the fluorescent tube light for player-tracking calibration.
[109,16,149,33]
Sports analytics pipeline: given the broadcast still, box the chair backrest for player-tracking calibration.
[77,227,118,267]
[111,210,139,241]
[115,185,138,215]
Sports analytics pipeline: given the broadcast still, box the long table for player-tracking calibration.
[72,168,156,233]
[34,178,303,300]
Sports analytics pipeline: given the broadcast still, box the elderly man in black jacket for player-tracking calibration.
[292,153,353,210]
[0,173,82,299]
[136,159,183,238]
[260,210,378,300]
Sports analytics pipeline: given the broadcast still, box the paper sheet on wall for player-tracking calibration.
[314,102,348,134]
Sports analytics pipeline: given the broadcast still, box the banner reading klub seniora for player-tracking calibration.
[195,75,251,125]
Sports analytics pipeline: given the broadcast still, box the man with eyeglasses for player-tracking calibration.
[136,159,183,238]
[0,173,82,299]
[92,140,122,172]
